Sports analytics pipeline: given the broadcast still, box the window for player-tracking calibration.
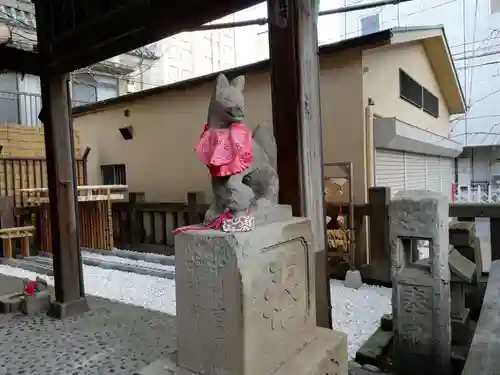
[360,14,380,35]
[72,83,97,105]
[423,88,439,118]
[0,72,19,124]
[101,164,127,185]
[399,69,423,107]
[72,73,118,105]
[167,65,180,81]
[95,76,118,101]
[399,69,440,118]
[203,37,213,57]
[491,0,500,13]
[0,72,18,93]
[180,49,192,65]
[181,70,192,79]
[168,45,180,60]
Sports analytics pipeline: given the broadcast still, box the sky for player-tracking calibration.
[230,1,343,65]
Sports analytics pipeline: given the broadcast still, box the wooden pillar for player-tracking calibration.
[268,0,331,329]
[38,74,88,318]
[34,0,88,318]
[365,187,391,284]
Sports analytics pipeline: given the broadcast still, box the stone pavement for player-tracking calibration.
[0,274,177,375]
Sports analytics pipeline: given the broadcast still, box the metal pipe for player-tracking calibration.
[186,0,414,31]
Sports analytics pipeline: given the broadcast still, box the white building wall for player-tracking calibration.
[334,0,500,147]
[147,14,237,87]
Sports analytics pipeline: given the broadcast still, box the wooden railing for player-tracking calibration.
[0,156,87,208]
[111,192,208,255]
[329,187,500,283]
[16,186,500,262]
[455,184,500,203]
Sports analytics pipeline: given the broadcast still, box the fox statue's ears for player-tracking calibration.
[230,76,245,91]
[215,73,245,92]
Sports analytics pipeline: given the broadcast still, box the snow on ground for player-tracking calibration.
[330,279,392,358]
[0,264,177,315]
[82,251,175,272]
[0,264,391,360]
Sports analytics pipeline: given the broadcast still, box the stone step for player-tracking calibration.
[6,255,175,280]
[355,327,393,367]
[80,248,176,266]
[1,258,53,276]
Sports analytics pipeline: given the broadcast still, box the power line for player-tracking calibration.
[449,29,500,49]
[468,0,479,112]
[456,60,500,69]
[185,0,416,31]
[460,114,500,120]
[462,0,468,145]
[337,0,459,41]
[454,49,500,61]
[453,42,500,58]
[451,86,500,124]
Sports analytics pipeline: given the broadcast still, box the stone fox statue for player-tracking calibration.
[198,73,279,223]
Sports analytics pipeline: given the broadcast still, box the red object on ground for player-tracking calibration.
[24,280,36,295]
[451,183,457,201]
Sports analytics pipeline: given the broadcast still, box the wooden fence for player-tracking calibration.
[0,156,87,207]
[112,192,208,255]
[338,187,500,283]
[18,185,500,262]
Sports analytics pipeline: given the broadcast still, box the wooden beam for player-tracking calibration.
[267,0,331,329]
[34,0,261,73]
[449,204,500,219]
[0,46,40,75]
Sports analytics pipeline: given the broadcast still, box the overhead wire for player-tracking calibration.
[467,0,479,124]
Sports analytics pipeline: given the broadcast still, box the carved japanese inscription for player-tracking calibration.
[258,238,309,331]
[397,284,433,355]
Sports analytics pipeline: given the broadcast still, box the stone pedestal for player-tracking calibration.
[451,282,471,346]
[390,191,451,375]
[138,216,347,375]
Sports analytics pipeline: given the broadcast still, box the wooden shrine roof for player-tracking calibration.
[31,0,262,73]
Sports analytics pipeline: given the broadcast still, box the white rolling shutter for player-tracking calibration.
[441,157,454,200]
[375,149,405,197]
[375,149,455,200]
[426,155,442,192]
[405,153,426,190]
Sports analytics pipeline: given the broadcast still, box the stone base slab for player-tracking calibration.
[136,327,347,375]
[0,292,24,313]
[48,297,89,319]
[22,291,51,316]
[452,308,472,346]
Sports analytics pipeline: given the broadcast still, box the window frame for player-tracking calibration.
[101,164,127,185]
[422,87,439,118]
[360,13,381,36]
[398,69,440,119]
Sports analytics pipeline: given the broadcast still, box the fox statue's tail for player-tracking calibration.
[252,123,277,171]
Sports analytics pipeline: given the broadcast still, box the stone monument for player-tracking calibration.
[390,190,451,375]
[139,74,347,374]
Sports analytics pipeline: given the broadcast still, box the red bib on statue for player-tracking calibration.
[195,123,253,177]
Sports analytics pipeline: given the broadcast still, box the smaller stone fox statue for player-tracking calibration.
[197,73,279,229]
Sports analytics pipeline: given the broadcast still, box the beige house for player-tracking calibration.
[73,26,465,204]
